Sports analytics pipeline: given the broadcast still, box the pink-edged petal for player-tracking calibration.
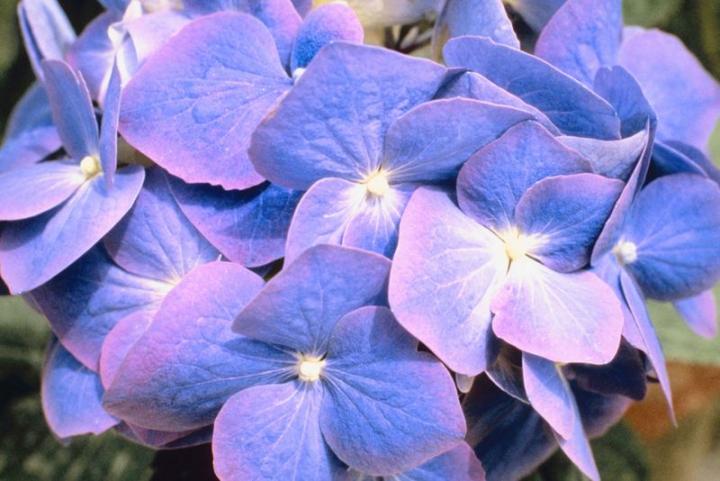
[0,166,145,294]
[42,341,118,440]
[553,408,600,481]
[0,127,62,172]
[515,173,623,272]
[119,12,291,190]
[674,290,718,339]
[394,443,486,481]
[234,245,391,354]
[213,382,345,481]
[492,258,624,364]
[18,0,76,79]
[558,128,648,180]
[321,306,466,475]
[618,28,720,149]
[434,0,518,53]
[457,121,589,231]
[389,188,508,376]
[103,261,292,431]
[99,310,153,389]
[0,161,84,221]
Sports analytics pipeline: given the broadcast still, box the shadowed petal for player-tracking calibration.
[674,290,717,339]
[119,12,292,189]
[558,128,648,180]
[104,261,293,431]
[594,65,657,138]
[509,0,565,31]
[0,126,61,172]
[389,188,508,376]
[321,306,465,475]
[393,443,486,481]
[68,11,117,104]
[18,0,76,79]
[0,166,145,293]
[234,245,391,353]
[99,65,122,184]
[42,341,118,439]
[522,353,577,439]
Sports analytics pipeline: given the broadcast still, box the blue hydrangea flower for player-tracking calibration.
[104,245,466,479]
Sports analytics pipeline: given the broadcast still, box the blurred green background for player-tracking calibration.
[2,1,720,480]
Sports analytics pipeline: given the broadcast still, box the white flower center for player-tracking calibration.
[297,354,326,382]
[363,170,391,197]
[80,155,102,179]
[613,240,638,265]
[501,228,537,262]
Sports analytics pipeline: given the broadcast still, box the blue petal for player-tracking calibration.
[552,405,600,481]
[234,245,390,354]
[42,341,118,439]
[392,443,486,481]
[535,0,622,86]
[290,2,363,71]
[0,166,145,294]
[463,376,556,481]
[559,128,648,180]
[0,127,61,172]
[321,306,465,475]
[623,174,720,300]
[104,261,293,431]
[250,43,447,190]
[664,140,720,185]
[522,353,577,439]
[247,0,303,68]
[434,0,518,52]
[31,246,167,370]
[4,82,55,140]
[515,173,623,272]
[444,36,620,139]
[651,141,708,178]
[119,12,291,190]
[389,188,508,376]
[673,290,718,339]
[0,161,85,221]
[457,121,589,231]
[67,11,118,102]
[509,0,565,31]
[99,64,122,185]
[213,382,344,481]
[486,341,527,402]
[42,60,100,161]
[593,66,658,138]
[104,168,219,282]
[384,98,534,184]
[99,310,153,389]
[18,0,76,80]
[169,177,300,267]
[97,0,129,12]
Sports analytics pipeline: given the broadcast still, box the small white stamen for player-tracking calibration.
[297,354,326,382]
[613,240,638,265]
[80,155,102,179]
[363,170,391,197]
[292,68,306,82]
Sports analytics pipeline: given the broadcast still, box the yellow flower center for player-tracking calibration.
[363,170,391,197]
[613,240,638,265]
[80,155,102,179]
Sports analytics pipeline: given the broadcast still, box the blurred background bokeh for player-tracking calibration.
[1,1,720,480]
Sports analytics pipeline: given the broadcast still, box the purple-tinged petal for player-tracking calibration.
[124,10,189,64]
[169,177,300,268]
[594,66,657,139]
[535,0,622,87]
[522,353,577,439]
[434,0,518,54]
[574,385,633,439]
[42,60,100,161]
[67,11,118,102]
[99,310,153,389]
[321,306,465,475]
[119,12,291,190]
[341,183,415,258]
[389,188,508,376]
[463,376,556,481]
[42,341,118,439]
[516,173,623,272]
[31,246,167,370]
[247,0,303,68]
[290,2,363,71]
[486,341,527,402]
[591,124,653,263]
[123,423,196,450]
[509,0,565,31]
[99,0,129,12]
[213,382,344,481]
[492,258,624,364]
[559,128,648,180]
[99,64,121,184]
[293,0,311,16]
[235,245,390,353]
[284,178,366,263]
[552,408,600,481]
[18,0,76,79]
[674,290,717,339]
[457,122,589,231]
[618,28,720,149]
[444,36,620,139]
[250,43,446,190]
[384,98,534,184]
[105,168,219,282]
[104,261,293,431]
[620,270,675,420]
[437,71,559,134]
[569,340,647,401]
[0,165,145,294]
[623,174,720,300]
[392,443,486,481]
[4,82,55,140]
[182,0,250,14]
[0,161,85,221]
[0,127,62,172]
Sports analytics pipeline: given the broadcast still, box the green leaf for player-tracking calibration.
[648,288,720,366]
[0,296,50,368]
[523,423,649,481]
[623,0,683,28]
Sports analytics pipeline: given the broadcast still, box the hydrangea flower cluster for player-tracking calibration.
[2,0,720,480]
